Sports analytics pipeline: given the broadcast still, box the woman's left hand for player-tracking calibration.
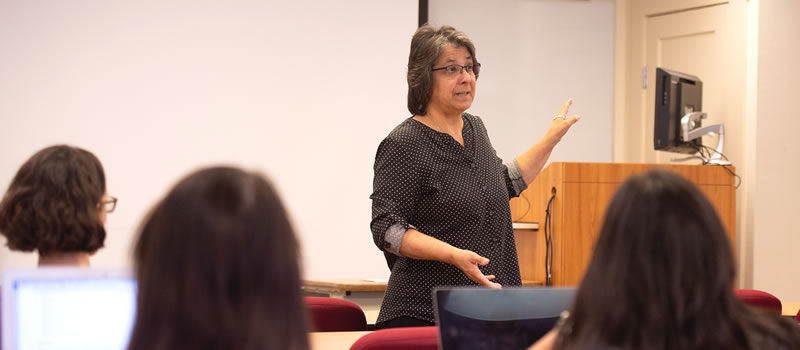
[528,329,558,350]
[546,98,581,144]
[514,98,582,185]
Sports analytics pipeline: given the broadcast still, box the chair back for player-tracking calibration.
[349,326,438,350]
[734,289,782,315]
[305,296,367,332]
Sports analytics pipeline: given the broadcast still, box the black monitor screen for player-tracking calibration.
[654,67,703,154]
[433,287,575,350]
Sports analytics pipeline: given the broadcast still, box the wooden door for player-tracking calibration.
[618,0,751,285]
[624,1,748,166]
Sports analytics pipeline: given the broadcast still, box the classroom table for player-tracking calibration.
[782,301,800,318]
[303,278,544,325]
[303,279,387,324]
[310,331,371,350]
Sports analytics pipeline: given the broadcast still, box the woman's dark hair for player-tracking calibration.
[556,170,800,350]
[0,145,106,254]
[127,166,309,350]
[407,24,478,116]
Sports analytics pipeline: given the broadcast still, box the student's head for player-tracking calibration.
[558,170,743,349]
[128,166,309,350]
[0,145,108,261]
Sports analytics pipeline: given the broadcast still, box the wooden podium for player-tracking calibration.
[510,162,736,286]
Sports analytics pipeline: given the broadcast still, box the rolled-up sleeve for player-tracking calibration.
[383,222,417,256]
[370,136,420,256]
[503,159,528,199]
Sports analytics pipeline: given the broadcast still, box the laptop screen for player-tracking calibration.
[433,287,575,350]
[2,268,137,350]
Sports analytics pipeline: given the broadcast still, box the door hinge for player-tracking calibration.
[642,66,647,89]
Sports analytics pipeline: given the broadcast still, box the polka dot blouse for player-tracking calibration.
[370,113,526,325]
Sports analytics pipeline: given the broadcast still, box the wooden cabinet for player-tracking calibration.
[511,162,736,286]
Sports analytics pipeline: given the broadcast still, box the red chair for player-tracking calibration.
[349,326,438,350]
[734,289,782,315]
[305,296,368,332]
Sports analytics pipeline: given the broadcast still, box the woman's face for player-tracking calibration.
[428,45,476,116]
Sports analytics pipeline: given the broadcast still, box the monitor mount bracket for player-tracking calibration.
[671,112,731,165]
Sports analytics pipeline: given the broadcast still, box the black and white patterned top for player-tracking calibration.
[370,112,527,325]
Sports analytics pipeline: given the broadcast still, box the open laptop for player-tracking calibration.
[2,267,137,350]
[433,287,576,350]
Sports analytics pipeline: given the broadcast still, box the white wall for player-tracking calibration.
[753,0,800,302]
[429,0,615,164]
[0,0,417,280]
[5,0,793,307]
[0,0,617,281]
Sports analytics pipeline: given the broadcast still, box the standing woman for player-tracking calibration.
[370,25,580,328]
[0,145,115,267]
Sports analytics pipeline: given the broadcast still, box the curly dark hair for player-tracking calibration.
[0,145,107,254]
[407,24,478,116]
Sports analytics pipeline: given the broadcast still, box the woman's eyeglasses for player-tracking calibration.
[102,196,118,213]
[432,63,481,78]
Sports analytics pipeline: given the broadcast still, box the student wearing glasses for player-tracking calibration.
[0,145,115,267]
[370,24,580,328]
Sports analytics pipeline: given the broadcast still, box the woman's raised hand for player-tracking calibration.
[547,98,581,143]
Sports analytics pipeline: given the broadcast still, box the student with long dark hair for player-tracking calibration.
[531,170,800,350]
[127,167,309,350]
[0,145,115,266]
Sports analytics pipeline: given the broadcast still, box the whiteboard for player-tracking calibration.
[0,0,417,279]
